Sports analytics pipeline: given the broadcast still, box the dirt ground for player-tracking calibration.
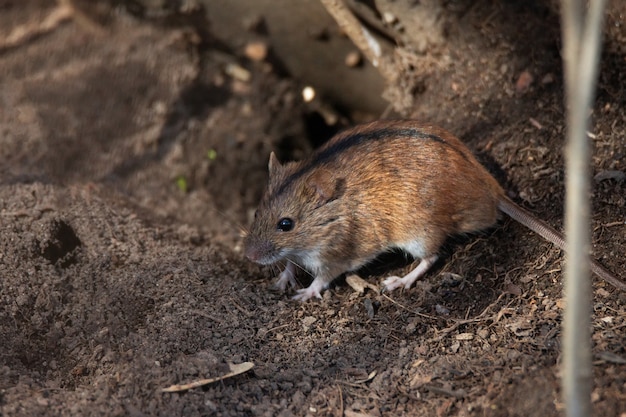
[1,1,625,416]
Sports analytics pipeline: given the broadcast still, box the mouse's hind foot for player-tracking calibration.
[382,255,438,291]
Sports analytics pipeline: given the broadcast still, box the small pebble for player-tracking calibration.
[345,51,362,67]
[244,41,268,62]
[515,70,534,94]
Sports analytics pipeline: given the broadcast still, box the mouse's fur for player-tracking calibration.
[244,120,625,301]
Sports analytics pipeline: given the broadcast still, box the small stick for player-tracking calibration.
[0,0,105,52]
[319,0,397,83]
[0,3,73,51]
[423,384,466,399]
[560,0,607,416]
[337,384,344,417]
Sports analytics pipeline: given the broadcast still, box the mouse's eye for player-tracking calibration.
[276,217,294,232]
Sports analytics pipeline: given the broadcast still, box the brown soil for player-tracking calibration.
[1,1,625,416]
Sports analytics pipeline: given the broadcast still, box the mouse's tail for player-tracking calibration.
[498,196,626,291]
[498,197,565,249]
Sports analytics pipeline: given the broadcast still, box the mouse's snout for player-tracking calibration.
[243,236,276,265]
[244,246,261,263]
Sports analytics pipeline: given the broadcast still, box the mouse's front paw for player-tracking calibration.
[292,286,323,302]
[382,275,408,292]
[291,276,329,301]
[273,262,298,292]
[274,270,298,292]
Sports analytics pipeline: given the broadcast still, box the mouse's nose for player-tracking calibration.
[243,237,274,264]
[244,247,260,262]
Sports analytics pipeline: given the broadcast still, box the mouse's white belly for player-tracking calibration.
[396,239,428,259]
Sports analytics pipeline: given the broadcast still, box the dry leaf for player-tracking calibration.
[503,283,522,296]
[596,351,626,364]
[354,370,377,384]
[507,319,533,337]
[594,170,626,182]
[410,371,433,388]
[495,307,515,322]
[162,362,255,392]
[346,274,379,294]
[345,411,377,417]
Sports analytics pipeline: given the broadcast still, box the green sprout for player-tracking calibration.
[207,149,217,161]
[175,176,188,193]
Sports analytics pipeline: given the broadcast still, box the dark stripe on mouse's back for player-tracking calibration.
[273,126,464,198]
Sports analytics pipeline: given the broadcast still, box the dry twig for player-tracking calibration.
[560,1,607,416]
[319,0,397,84]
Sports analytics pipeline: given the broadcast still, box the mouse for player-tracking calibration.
[243,119,626,301]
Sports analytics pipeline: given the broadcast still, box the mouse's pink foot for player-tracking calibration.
[382,275,408,291]
[292,286,323,302]
[291,277,327,302]
[382,255,439,292]
[273,261,298,292]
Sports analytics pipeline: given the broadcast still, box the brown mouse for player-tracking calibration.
[244,120,625,301]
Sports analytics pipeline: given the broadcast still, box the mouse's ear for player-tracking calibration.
[306,169,344,205]
[268,152,282,174]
